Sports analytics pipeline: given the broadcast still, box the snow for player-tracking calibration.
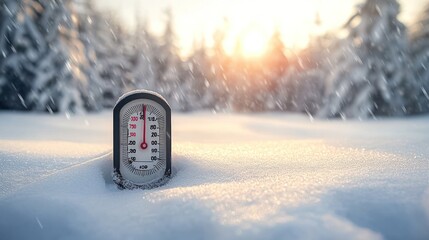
[0,111,428,239]
[0,112,111,197]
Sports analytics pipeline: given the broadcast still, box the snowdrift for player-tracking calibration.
[0,111,428,239]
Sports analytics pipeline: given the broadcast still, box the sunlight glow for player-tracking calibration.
[239,29,268,57]
[217,0,324,57]
[96,0,421,57]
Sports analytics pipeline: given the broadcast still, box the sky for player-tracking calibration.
[94,0,427,56]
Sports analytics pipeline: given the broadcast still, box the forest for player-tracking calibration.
[1,0,429,119]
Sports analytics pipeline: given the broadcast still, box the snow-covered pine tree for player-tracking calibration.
[25,0,88,113]
[104,20,134,107]
[153,9,185,111]
[74,0,104,111]
[81,8,131,108]
[279,67,325,115]
[410,4,429,113]
[0,0,32,111]
[208,20,232,111]
[227,44,250,111]
[170,61,195,112]
[261,29,288,111]
[275,33,336,114]
[317,0,417,119]
[129,18,157,92]
[0,0,89,113]
[181,37,214,111]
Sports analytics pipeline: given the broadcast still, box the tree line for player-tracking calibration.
[0,0,428,119]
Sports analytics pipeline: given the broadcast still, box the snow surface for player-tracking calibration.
[0,111,428,239]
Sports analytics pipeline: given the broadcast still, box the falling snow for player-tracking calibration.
[1,0,429,238]
[0,0,428,117]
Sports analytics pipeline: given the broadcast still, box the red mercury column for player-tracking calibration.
[140,104,148,150]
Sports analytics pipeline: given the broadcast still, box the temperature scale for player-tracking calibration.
[113,90,171,189]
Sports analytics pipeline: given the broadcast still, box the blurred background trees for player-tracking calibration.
[410,3,429,114]
[0,0,428,119]
[316,0,416,119]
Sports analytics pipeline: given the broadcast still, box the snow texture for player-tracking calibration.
[0,111,428,239]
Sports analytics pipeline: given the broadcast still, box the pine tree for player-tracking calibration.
[183,37,215,110]
[27,0,88,113]
[129,18,157,92]
[262,29,288,110]
[0,0,89,113]
[103,20,134,107]
[276,33,336,114]
[74,0,104,111]
[82,9,131,108]
[410,4,429,113]
[317,0,417,119]
[209,20,232,111]
[0,0,31,110]
[153,9,184,110]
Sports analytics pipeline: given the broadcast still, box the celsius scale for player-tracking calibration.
[113,90,171,189]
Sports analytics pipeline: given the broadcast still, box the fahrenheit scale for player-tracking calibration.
[113,90,171,189]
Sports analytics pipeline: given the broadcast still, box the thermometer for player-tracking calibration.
[113,90,171,189]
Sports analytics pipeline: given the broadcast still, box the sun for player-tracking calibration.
[239,29,268,58]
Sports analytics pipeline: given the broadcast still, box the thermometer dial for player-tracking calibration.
[113,90,171,189]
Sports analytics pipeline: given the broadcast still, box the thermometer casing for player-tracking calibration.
[113,91,171,189]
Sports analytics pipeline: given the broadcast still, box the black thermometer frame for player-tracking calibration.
[113,92,172,185]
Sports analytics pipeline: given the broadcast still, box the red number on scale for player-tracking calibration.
[130,132,136,137]
[131,116,138,121]
[129,124,136,129]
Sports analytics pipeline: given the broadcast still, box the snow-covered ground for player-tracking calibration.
[0,111,428,240]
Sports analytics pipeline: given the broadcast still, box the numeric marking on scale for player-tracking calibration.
[122,103,162,166]
[113,91,171,188]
